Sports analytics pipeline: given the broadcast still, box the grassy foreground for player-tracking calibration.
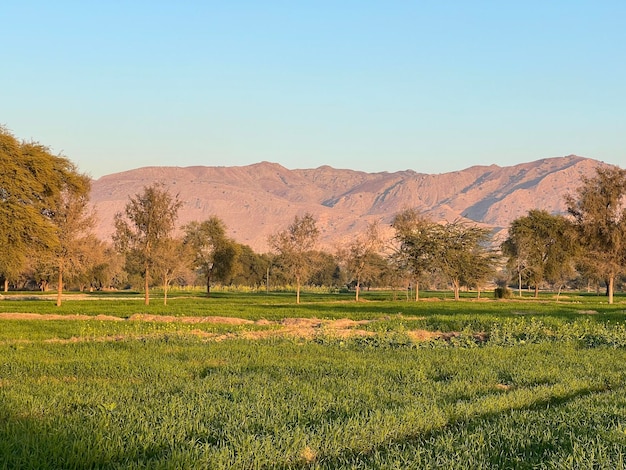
[1,290,626,468]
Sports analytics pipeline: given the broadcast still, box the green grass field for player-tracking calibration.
[1,289,625,468]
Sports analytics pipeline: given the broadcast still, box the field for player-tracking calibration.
[1,289,626,468]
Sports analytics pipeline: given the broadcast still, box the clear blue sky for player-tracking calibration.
[3,1,625,178]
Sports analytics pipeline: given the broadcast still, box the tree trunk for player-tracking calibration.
[415,279,419,301]
[534,284,539,298]
[163,278,168,306]
[56,266,63,307]
[144,265,150,306]
[206,272,211,298]
[518,271,522,297]
[355,276,360,301]
[608,276,614,305]
[296,276,301,304]
[3,278,8,293]
[453,280,460,300]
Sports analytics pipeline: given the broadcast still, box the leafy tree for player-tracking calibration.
[566,166,626,304]
[338,221,383,301]
[113,183,182,305]
[308,251,343,289]
[229,244,271,288]
[0,128,86,289]
[48,174,94,306]
[87,243,128,289]
[152,237,193,305]
[269,213,319,304]
[433,221,495,301]
[67,236,110,291]
[183,217,237,297]
[502,210,577,298]
[390,209,438,301]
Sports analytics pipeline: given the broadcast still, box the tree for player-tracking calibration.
[113,183,182,305]
[502,210,577,298]
[183,217,237,297]
[390,209,438,301]
[308,251,343,289]
[269,213,319,304]
[152,237,192,305]
[566,166,626,304]
[434,221,495,301]
[48,173,94,306]
[0,128,86,289]
[73,240,128,291]
[229,244,271,288]
[338,221,383,301]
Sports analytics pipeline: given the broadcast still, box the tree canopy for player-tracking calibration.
[269,213,319,304]
[113,183,182,305]
[183,217,238,297]
[0,127,89,291]
[566,166,626,304]
[502,210,576,298]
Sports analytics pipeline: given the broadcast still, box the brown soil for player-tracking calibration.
[0,312,446,343]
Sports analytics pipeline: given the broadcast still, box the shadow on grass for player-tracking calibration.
[271,384,615,469]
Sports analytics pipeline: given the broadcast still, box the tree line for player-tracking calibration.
[2,127,626,304]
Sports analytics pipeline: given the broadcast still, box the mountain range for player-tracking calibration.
[90,155,607,252]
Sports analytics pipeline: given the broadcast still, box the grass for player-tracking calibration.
[1,289,626,468]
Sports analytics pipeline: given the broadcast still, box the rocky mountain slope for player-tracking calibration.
[90,155,607,251]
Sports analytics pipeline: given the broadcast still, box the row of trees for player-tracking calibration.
[503,166,626,304]
[2,127,625,304]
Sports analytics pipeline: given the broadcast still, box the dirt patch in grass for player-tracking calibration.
[0,313,123,321]
[127,314,255,325]
[0,312,453,343]
[406,330,442,341]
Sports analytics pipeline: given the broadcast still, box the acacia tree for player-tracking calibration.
[269,213,319,304]
[566,166,626,304]
[390,209,438,301]
[49,174,94,306]
[434,221,495,301]
[338,221,383,301]
[183,217,237,297]
[502,210,577,298]
[113,183,182,305]
[0,128,85,289]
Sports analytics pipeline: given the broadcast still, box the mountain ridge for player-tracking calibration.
[90,155,608,251]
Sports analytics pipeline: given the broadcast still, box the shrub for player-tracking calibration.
[494,287,512,299]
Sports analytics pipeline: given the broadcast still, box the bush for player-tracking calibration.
[494,287,512,299]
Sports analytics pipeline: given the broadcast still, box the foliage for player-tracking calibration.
[494,286,511,299]
[183,218,238,296]
[566,165,626,304]
[390,209,439,301]
[113,183,182,305]
[47,173,94,306]
[268,213,319,304]
[432,221,496,300]
[152,237,194,305]
[502,209,577,297]
[0,128,87,291]
[337,221,383,300]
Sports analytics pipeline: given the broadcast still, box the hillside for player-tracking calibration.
[90,155,607,251]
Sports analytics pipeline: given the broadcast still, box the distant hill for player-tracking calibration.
[90,155,608,252]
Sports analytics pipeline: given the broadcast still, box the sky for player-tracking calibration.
[2,1,625,178]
